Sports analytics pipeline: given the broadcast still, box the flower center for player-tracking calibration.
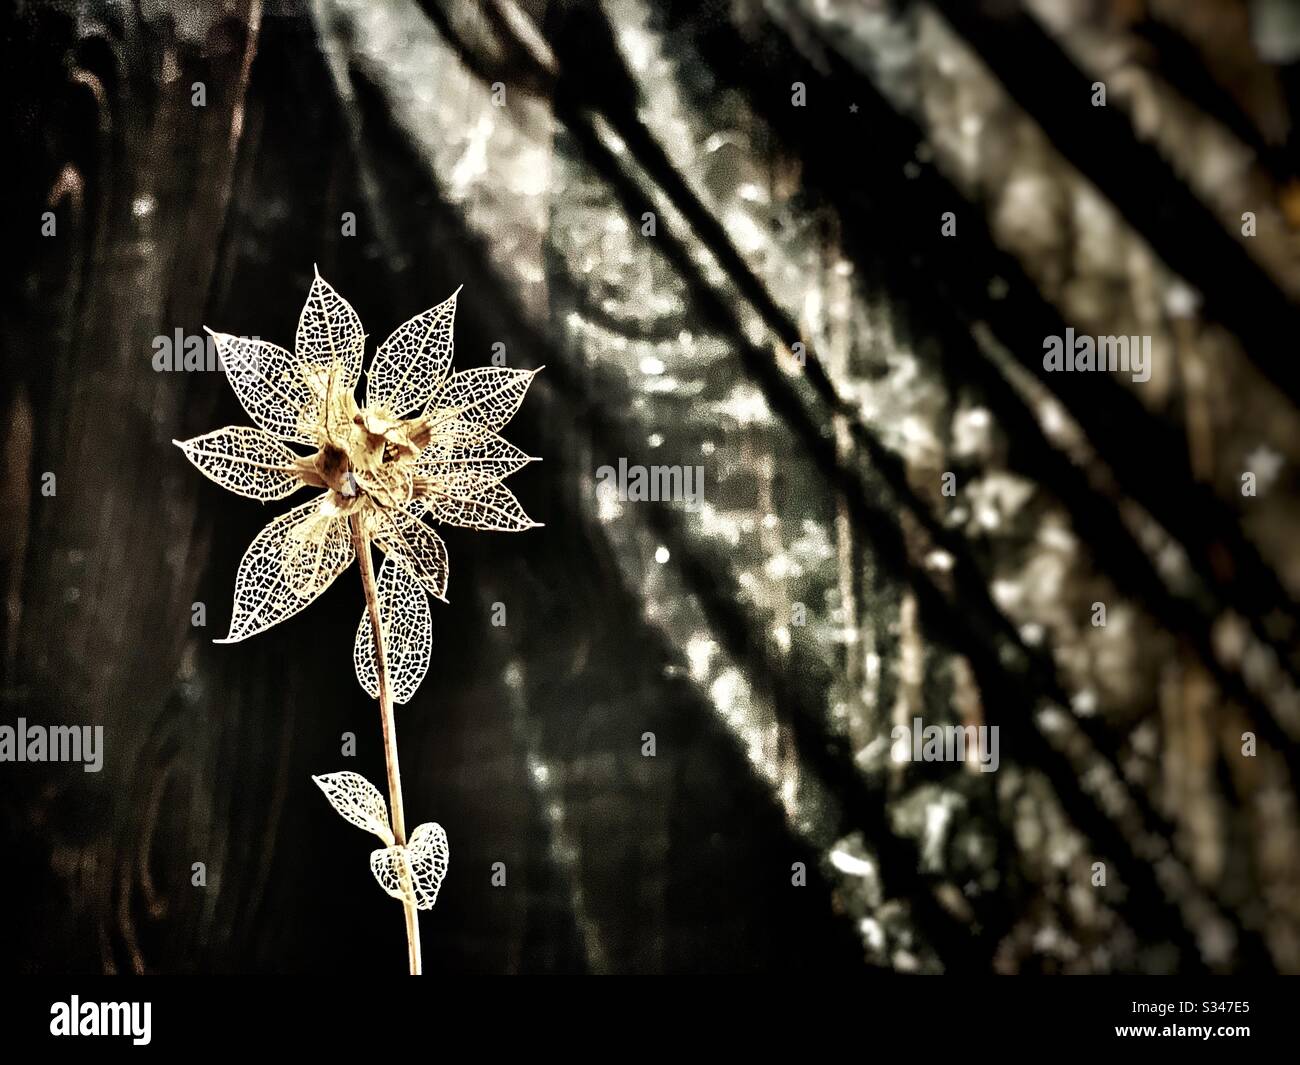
[312,405,425,515]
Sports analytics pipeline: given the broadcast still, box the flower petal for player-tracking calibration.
[296,267,365,394]
[416,420,536,491]
[371,505,450,601]
[216,495,354,643]
[366,287,459,416]
[209,331,330,446]
[369,822,449,910]
[425,366,539,432]
[312,771,394,846]
[173,426,306,502]
[425,481,540,532]
[354,553,432,705]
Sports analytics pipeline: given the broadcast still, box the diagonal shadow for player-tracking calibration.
[335,0,1266,970]
[1130,15,1296,186]
[460,0,1300,806]
[320,25,986,966]
[664,0,1300,770]
[534,0,1300,813]
[935,0,1300,406]
[414,0,1271,968]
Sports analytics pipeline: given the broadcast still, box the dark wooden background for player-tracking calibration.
[3,0,1300,973]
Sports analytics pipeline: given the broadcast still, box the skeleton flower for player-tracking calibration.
[175,268,541,702]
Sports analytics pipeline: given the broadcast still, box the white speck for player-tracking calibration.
[858,917,885,950]
[1245,444,1283,492]
[1019,622,1045,646]
[1071,690,1098,716]
[1165,282,1201,319]
[654,546,670,564]
[830,849,876,877]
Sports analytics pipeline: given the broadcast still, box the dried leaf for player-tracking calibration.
[312,771,395,846]
[425,366,539,432]
[371,506,450,601]
[208,331,329,446]
[426,481,539,532]
[354,554,432,704]
[366,287,459,416]
[369,822,449,910]
[296,266,365,394]
[173,426,306,502]
[216,496,354,643]
[417,419,536,492]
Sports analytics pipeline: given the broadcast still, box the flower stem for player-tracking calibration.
[349,513,423,975]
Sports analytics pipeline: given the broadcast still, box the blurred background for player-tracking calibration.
[3,0,1300,974]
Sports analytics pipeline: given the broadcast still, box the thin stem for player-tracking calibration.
[350,513,423,975]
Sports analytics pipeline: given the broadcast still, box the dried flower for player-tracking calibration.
[174,268,540,973]
[174,267,541,695]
